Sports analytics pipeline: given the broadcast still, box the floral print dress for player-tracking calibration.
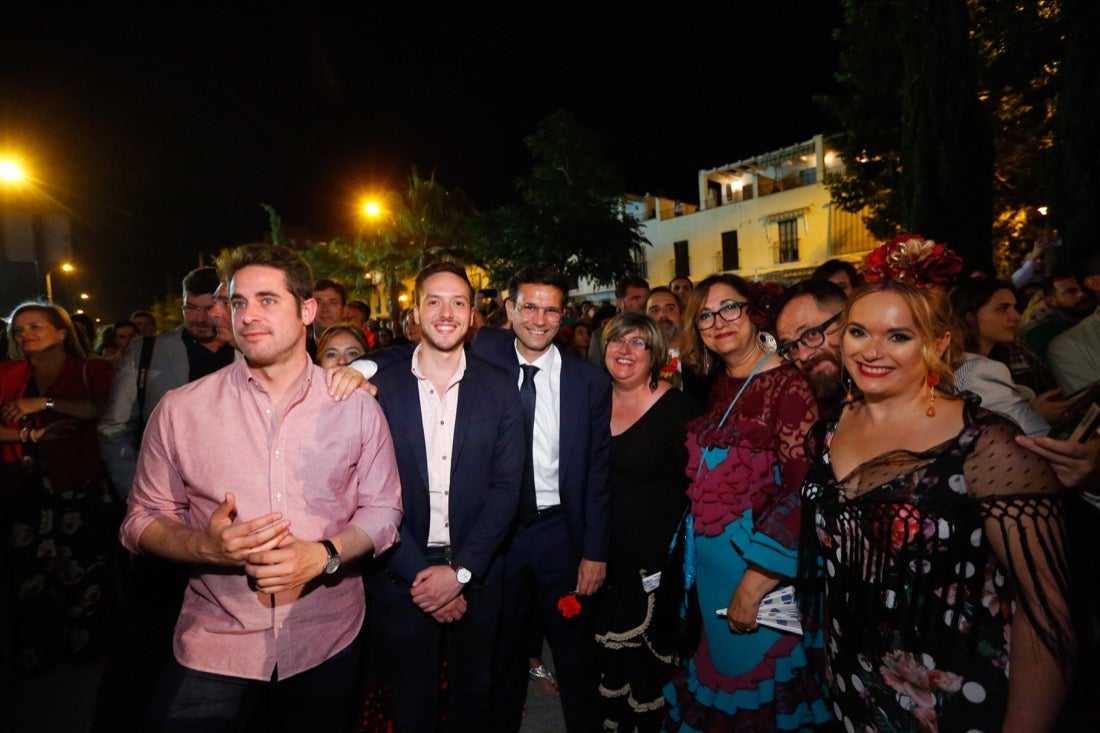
[800,405,1073,733]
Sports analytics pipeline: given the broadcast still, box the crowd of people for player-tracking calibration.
[0,233,1098,732]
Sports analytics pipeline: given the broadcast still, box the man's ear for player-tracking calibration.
[300,297,318,326]
[1083,274,1100,294]
[412,305,421,325]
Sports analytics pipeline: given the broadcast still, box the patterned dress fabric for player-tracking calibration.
[800,405,1072,733]
[596,388,698,732]
[663,365,830,732]
[0,356,117,671]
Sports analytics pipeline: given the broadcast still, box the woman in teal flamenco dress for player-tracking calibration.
[663,275,830,732]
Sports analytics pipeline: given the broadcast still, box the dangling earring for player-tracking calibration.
[844,377,855,404]
[926,372,940,417]
[702,348,712,375]
[757,331,778,355]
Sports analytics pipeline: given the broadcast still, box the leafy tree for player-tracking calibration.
[293,171,472,318]
[1049,0,1100,264]
[823,0,1065,274]
[469,110,648,288]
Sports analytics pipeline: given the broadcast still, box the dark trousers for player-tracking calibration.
[91,552,189,732]
[490,514,600,733]
[143,639,360,733]
[366,574,502,732]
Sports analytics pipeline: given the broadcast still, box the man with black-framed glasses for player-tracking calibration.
[774,279,847,409]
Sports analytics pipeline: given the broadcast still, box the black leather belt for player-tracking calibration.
[524,504,563,526]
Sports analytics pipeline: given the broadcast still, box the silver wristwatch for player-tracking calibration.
[320,539,340,575]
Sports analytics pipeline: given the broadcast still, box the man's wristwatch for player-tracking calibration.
[320,539,341,575]
[454,565,472,585]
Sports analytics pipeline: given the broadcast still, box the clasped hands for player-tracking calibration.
[199,492,327,595]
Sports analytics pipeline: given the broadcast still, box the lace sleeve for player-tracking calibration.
[753,368,820,554]
[965,417,1075,667]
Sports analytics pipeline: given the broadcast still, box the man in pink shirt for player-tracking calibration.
[120,243,402,731]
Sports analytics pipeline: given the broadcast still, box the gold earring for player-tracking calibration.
[926,372,940,417]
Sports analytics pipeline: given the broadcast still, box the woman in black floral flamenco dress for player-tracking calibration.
[800,269,1074,733]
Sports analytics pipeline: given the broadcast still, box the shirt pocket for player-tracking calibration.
[297,446,356,516]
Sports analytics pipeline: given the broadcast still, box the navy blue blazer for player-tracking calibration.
[469,328,612,563]
[368,352,525,597]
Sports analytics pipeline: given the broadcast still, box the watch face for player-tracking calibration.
[324,556,341,575]
[456,567,472,584]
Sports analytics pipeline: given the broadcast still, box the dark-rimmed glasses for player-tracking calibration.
[776,312,842,362]
[694,300,748,330]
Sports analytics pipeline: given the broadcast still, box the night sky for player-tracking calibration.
[2,3,841,318]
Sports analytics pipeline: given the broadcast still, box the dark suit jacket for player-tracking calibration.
[469,328,612,563]
[368,352,525,599]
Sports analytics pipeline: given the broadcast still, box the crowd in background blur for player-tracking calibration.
[1,233,1098,732]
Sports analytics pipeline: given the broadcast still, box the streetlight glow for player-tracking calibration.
[0,158,26,183]
[363,200,381,218]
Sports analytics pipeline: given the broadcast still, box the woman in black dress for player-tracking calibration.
[595,312,699,732]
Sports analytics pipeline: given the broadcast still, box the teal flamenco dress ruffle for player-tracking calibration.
[662,510,831,732]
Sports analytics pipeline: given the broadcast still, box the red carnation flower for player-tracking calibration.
[557,593,582,618]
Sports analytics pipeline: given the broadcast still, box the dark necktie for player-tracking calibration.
[519,364,539,525]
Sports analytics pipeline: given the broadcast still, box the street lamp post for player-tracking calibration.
[44,262,75,303]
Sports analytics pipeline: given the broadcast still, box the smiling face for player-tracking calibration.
[775,293,844,400]
[842,290,948,402]
[12,309,67,357]
[414,271,473,354]
[973,288,1020,351]
[231,265,315,368]
[319,330,366,367]
[697,282,753,362]
[604,327,653,388]
[507,283,564,362]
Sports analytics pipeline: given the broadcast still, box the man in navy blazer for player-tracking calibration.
[366,263,524,731]
[471,263,612,733]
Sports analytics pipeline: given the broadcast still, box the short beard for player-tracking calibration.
[657,320,680,343]
[801,353,845,404]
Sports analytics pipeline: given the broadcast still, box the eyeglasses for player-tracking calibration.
[516,303,563,322]
[694,300,748,330]
[182,303,215,315]
[776,312,842,362]
[606,336,649,351]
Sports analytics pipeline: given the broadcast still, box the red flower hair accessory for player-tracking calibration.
[746,281,786,330]
[557,592,582,618]
[862,234,963,288]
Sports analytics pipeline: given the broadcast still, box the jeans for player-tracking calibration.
[143,639,361,732]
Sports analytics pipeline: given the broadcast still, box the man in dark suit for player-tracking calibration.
[367,262,525,731]
[471,263,612,733]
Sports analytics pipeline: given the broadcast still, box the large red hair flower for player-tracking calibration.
[862,234,963,288]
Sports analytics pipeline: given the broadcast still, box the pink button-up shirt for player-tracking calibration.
[120,359,402,680]
[410,345,465,547]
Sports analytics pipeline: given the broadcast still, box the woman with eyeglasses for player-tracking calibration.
[593,312,700,732]
[662,275,829,732]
